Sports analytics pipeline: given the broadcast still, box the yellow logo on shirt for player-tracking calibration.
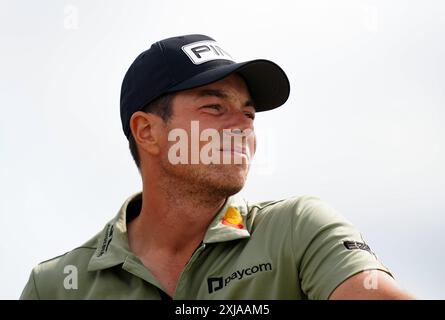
[221,207,244,229]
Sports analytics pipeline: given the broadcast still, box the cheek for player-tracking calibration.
[248,133,256,156]
[162,122,187,154]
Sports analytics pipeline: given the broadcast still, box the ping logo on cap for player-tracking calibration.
[182,40,233,65]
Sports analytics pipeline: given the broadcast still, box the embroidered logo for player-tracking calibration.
[181,40,233,65]
[343,240,372,253]
[221,207,244,229]
[97,224,114,257]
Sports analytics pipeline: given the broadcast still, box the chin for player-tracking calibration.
[209,180,245,197]
[161,158,249,196]
[206,164,248,195]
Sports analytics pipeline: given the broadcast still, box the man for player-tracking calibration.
[20,34,413,300]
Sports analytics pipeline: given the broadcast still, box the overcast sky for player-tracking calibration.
[1,0,444,299]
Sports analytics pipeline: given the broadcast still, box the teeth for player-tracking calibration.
[223,129,252,137]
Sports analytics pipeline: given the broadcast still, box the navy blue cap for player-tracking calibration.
[120,34,290,139]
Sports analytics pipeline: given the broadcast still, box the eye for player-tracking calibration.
[245,112,255,120]
[201,104,223,112]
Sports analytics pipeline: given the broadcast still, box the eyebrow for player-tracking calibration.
[197,89,256,108]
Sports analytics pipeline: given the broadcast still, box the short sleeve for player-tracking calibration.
[291,196,392,300]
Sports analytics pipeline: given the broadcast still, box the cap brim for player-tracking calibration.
[167,59,290,112]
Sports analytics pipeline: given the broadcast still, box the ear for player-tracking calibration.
[129,111,164,156]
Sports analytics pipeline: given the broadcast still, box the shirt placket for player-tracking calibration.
[173,242,207,299]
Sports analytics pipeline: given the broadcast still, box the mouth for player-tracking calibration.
[219,146,247,156]
[218,146,250,164]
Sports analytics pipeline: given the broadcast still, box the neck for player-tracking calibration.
[127,169,227,258]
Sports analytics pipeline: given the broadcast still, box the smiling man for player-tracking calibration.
[20,34,414,300]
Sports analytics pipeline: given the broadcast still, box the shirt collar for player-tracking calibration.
[88,191,251,272]
[87,192,138,271]
[203,193,251,243]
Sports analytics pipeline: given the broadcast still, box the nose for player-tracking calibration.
[225,108,254,132]
[222,108,256,157]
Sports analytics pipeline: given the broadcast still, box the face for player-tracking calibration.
[158,73,256,197]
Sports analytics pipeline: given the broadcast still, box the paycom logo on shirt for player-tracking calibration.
[207,262,273,294]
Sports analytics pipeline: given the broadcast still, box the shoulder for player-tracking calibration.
[21,232,100,299]
[243,194,353,251]
[246,195,348,228]
[244,194,362,260]
[245,196,391,300]
[37,233,98,272]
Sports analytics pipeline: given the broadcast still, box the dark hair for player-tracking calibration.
[128,93,175,169]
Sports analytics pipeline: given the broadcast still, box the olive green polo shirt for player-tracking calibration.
[20,192,391,300]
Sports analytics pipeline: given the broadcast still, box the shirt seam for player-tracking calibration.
[38,246,97,265]
[248,199,286,211]
[289,199,298,274]
[323,266,392,300]
[158,41,177,84]
[31,269,41,300]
